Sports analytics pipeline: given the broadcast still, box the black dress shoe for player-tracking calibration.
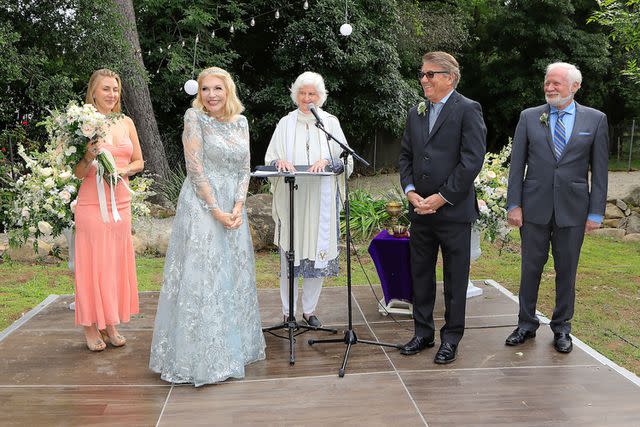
[400,336,435,355]
[303,314,322,328]
[505,327,536,346]
[553,333,573,353]
[434,342,458,364]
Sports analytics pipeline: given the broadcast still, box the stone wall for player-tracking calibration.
[592,186,640,242]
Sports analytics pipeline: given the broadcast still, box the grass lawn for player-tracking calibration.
[1,232,638,376]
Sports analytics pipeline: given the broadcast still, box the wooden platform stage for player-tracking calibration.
[1,281,639,426]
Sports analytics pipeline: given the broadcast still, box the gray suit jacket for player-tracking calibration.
[506,102,609,228]
[399,91,487,224]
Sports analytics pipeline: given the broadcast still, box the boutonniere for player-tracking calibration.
[417,101,427,116]
[539,112,549,127]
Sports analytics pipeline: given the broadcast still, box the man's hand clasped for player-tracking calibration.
[407,191,446,215]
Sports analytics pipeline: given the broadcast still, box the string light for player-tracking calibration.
[250,17,255,26]
[304,0,309,10]
[275,9,280,19]
[211,30,215,38]
[230,24,235,33]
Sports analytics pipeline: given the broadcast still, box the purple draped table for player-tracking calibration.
[367,230,414,315]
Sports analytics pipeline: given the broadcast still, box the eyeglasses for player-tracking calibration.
[417,70,449,79]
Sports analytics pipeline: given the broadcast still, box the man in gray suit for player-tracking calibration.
[399,51,486,363]
[505,62,608,353]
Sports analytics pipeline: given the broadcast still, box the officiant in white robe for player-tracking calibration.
[264,71,353,327]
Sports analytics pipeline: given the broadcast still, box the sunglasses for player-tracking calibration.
[417,70,449,79]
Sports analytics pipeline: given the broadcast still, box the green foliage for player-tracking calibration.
[341,189,408,240]
[589,0,640,84]
[458,0,617,151]
[154,164,186,207]
[0,1,131,139]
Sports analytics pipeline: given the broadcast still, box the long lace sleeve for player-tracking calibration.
[183,109,218,210]
[234,116,251,204]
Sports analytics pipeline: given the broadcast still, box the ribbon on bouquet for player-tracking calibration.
[94,151,135,223]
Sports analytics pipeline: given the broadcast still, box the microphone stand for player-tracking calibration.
[307,116,401,377]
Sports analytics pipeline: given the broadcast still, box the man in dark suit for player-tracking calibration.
[398,51,486,364]
[505,62,608,353]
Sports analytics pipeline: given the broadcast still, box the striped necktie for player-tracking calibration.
[553,111,567,159]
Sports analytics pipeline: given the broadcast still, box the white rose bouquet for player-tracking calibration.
[43,102,120,181]
[474,139,512,242]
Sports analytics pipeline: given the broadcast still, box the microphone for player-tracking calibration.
[308,103,323,125]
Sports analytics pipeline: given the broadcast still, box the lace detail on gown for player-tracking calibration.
[149,108,265,386]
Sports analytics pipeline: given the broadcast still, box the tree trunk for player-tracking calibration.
[112,0,170,182]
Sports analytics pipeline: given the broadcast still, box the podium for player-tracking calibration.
[252,167,338,365]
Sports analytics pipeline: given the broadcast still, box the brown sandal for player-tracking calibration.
[86,337,106,352]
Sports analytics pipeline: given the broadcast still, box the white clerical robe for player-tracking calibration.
[264,109,353,268]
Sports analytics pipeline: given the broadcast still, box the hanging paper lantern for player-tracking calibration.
[339,23,352,36]
[184,79,198,95]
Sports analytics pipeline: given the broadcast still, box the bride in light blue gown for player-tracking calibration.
[149,67,265,386]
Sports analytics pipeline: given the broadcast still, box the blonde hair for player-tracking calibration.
[85,69,122,113]
[422,51,461,88]
[192,67,244,120]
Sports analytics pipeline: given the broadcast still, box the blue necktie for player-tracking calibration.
[553,111,567,159]
[429,102,441,133]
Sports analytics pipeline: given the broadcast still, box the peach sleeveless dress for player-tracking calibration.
[74,134,139,330]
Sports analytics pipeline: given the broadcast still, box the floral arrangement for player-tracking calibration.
[6,145,79,253]
[474,139,512,242]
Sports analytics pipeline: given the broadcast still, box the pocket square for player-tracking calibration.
[578,131,592,136]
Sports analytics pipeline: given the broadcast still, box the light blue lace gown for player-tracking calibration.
[149,108,266,386]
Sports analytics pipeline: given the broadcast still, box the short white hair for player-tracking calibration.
[546,62,582,86]
[289,71,328,107]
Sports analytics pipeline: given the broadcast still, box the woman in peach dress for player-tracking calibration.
[73,69,144,351]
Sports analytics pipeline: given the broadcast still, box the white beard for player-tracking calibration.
[546,93,573,108]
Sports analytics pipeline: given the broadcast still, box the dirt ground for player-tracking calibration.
[351,171,640,200]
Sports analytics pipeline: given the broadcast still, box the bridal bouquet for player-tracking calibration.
[474,139,512,242]
[42,102,119,180]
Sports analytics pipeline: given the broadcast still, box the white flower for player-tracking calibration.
[21,207,30,218]
[43,177,56,189]
[80,122,97,138]
[40,167,53,177]
[28,226,37,234]
[70,199,78,214]
[59,170,72,180]
[65,146,77,156]
[37,220,53,235]
[59,190,71,203]
[486,171,497,179]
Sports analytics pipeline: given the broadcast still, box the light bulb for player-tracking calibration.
[230,24,235,33]
[184,79,198,95]
[340,23,352,36]
[304,0,309,10]
[211,30,215,38]
[275,10,280,19]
